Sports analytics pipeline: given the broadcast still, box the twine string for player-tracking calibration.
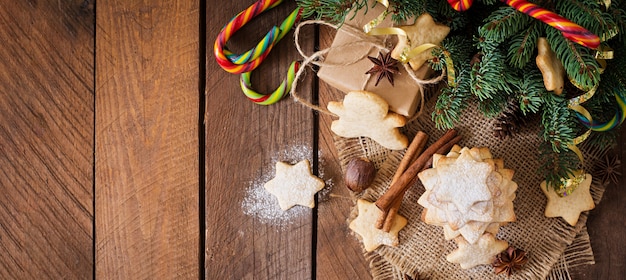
[291,20,444,122]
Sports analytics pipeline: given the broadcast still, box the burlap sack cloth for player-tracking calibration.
[336,90,608,279]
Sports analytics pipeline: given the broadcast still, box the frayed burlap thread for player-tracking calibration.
[340,93,607,279]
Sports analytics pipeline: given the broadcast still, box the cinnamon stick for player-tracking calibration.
[382,199,402,231]
[381,134,462,232]
[375,129,458,212]
[393,131,429,183]
[375,131,428,229]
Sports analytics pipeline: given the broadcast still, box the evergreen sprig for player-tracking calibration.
[546,27,601,91]
[539,92,578,152]
[296,0,366,24]
[432,68,472,129]
[557,0,618,40]
[480,6,533,46]
[470,51,506,101]
[507,21,542,68]
[516,67,546,115]
[539,142,580,188]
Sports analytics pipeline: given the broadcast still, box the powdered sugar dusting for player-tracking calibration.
[242,176,308,225]
[241,145,333,225]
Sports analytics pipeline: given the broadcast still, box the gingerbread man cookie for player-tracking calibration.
[328,90,408,150]
[536,37,566,95]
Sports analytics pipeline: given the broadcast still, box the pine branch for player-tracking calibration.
[480,0,500,5]
[516,67,546,114]
[431,36,473,71]
[557,0,618,41]
[507,21,543,68]
[546,27,600,91]
[432,68,472,129]
[470,50,515,101]
[387,0,427,23]
[425,0,469,31]
[610,3,626,42]
[539,142,580,190]
[602,45,626,93]
[478,94,511,118]
[479,6,533,46]
[296,0,365,24]
[540,92,578,152]
[296,0,463,25]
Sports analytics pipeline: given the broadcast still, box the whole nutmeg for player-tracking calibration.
[344,157,377,192]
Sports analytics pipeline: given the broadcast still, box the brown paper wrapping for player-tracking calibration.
[317,3,430,117]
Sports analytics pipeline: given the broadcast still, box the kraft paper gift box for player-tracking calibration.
[317,2,432,117]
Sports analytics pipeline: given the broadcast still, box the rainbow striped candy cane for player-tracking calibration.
[571,93,626,132]
[447,0,474,11]
[446,0,600,49]
[502,0,600,49]
[240,61,300,105]
[214,0,302,105]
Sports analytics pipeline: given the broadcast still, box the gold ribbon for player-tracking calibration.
[565,43,613,161]
[566,44,611,160]
[557,170,587,197]
[600,0,611,10]
[595,45,614,60]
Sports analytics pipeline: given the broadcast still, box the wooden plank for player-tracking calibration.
[315,25,373,279]
[205,1,315,278]
[0,1,94,279]
[95,1,199,278]
[571,132,626,279]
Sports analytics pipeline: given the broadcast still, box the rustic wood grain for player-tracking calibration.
[315,25,374,280]
[95,1,199,278]
[0,0,625,278]
[205,1,316,278]
[571,133,626,280]
[0,1,94,279]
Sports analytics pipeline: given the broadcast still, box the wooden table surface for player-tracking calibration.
[0,1,624,279]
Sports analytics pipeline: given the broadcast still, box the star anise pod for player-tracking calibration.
[593,153,622,186]
[366,51,399,86]
[492,246,528,277]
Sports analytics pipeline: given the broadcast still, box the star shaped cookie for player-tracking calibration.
[328,90,408,150]
[536,37,565,94]
[264,160,325,210]
[541,172,594,226]
[349,199,407,252]
[446,233,509,269]
[390,13,450,71]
